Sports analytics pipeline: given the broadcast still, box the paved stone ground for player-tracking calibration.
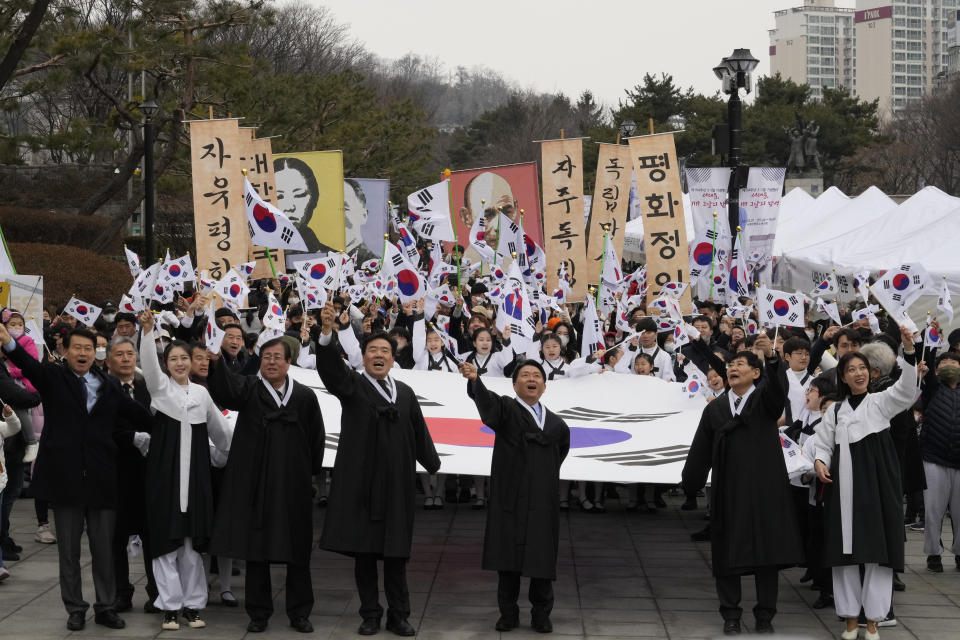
[1,494,958,639]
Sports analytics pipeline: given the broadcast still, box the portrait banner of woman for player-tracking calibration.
[274,151,345,265]
[450,163,544,267]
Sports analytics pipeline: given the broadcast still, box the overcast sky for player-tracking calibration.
[309,0,857,108]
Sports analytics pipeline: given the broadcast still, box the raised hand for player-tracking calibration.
[139,310,154,334]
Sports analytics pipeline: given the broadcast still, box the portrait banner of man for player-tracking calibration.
[450,162,543,268]
[274,151,345,266]
[347,178,390,266]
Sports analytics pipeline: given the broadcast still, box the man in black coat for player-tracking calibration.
[314,302,440,637]
[105,336,159,613]
[460,358,569,634]
[207,335,325,634]
[0,323,151,632]
[681,333,804,636]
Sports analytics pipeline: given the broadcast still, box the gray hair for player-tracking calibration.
[860,342,896,376]
[106,336,137,357]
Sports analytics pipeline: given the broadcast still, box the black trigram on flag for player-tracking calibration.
[706,230,718,240]
[416,189,433,206]
[280,227,294,242]
[247,222,254,238]
[245,192,254,206]
[391,254,404,268]
[420,222,435,236]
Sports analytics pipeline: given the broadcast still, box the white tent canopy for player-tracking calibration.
[772,186,850,257]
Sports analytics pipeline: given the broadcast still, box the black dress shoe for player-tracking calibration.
[681,497,697,510]
[799,569,813,583]
[144,600,161,614]
[531,617,553,633]
[812,593,834,609]
[247,618,268,633]
[358,617,381,635]
[289,617,314,633]
[94,610,126,629]
[66,612,86,631]
[893,573,906,591]
[385,618,416,636]
[114,596,133,613]
[723,619,741,635]
[495,615,520,631]
[755,619,774,634]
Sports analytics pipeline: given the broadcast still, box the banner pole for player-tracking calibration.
[263,247,278,280]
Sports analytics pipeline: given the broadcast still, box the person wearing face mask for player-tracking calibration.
[1,309,41,464]
[917,333,960,575]
[96,301,119,335]
[93,333,110,372]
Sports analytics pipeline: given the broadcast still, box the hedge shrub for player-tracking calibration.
[8,242,130,309]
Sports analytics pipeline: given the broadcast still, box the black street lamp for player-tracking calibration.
[139,99,159,265]
[618,119,637,142]
[715,48,758,249]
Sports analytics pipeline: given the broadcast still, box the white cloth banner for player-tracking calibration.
[286,366,704,483]
[740,167,785,280]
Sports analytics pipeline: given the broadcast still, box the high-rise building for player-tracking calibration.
[769,1,856,100]
[770,1,960,117]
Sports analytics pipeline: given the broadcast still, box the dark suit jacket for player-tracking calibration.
[6,342,152,509]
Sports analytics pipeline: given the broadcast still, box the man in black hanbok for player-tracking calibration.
[314,302,440,637]
[207,337,325,634]
[460,358,569,634]
[682,333,804,636]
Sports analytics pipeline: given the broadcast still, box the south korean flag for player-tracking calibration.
[878,263,932,310]
[244,177,308,251]
[64,297,102,328]
[294,256,340,291]
[406,180,455,242]
[383,243,425,303]
[758,285,805,328]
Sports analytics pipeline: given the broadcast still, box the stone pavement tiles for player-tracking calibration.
[1,494,959,639]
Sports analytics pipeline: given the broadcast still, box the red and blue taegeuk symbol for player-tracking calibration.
[310,263,326,280]
[816,280,829,290]
[229,284,241,297]
[396,269,419,296]
[524,235,537,257]
[425,417,630,449]
[773,299,790,316]
[504,291,523,320]
[76,305,88,316]
[271,304,282,316]
[168,264,181,278]
[729,266,740,289]
[892,273,910,290]
[154,285,165,296]
[252,204,277,233]
[693,242,714,266]
[929,327,940,342]
[687,380,700,393]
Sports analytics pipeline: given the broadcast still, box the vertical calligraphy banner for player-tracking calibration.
[627,133,693,312]
[189,119,250,281]
[585,143,632,287]
[242,135,284,279]
[541,139,587,301]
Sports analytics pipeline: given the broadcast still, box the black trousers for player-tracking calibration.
[354,555,410,623]
[245,561,313,622]
[111,528,158,605]
[52,505,117,615]
[716,568,778,622]
[497,571,554,621]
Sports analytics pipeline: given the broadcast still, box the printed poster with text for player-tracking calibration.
[449,162,543,267]
[627,133,692,312]
[189,118,250,281]
[585,143,632,288]
[541,139,587,300]
[273,150,345,267]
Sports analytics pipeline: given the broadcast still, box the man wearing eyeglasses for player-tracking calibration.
[206,337,326,634]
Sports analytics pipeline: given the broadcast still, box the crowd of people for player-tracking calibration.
[0,247,958,639]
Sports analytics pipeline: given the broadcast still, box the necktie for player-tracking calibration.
[377,378,390,394]
[79,376,88,410]
[122,382,134,399]
[733,396,742,410]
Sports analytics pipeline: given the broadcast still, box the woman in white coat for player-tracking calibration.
[139,312,233,631]
[814,325,919,640]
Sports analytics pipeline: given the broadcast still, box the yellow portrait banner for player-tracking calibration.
[273,151,345,258]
